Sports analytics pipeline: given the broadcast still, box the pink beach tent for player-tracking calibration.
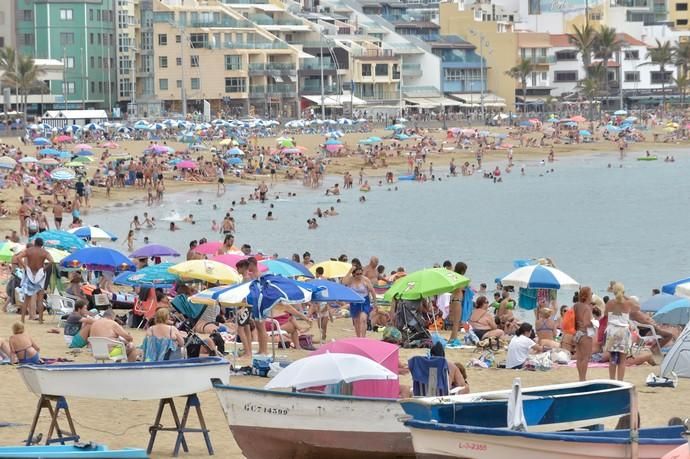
[213,254,268,272]
[312,338,399,398]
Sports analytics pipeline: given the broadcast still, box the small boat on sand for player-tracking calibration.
[19,357,229,401]
[401,379,633,431]
[405,420,686,459]
[212,381,414,459]
[0,443,148,458]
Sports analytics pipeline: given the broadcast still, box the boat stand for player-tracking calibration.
[25,395,79,446]
[146,393,213,457]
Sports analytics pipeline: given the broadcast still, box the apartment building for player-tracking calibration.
[116,0,140,114]
[670,0,690,29]
[0,3,16,50]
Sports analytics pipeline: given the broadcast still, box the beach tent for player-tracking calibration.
[660,322,690,378]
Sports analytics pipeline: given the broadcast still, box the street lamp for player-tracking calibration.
[469,29,491,123]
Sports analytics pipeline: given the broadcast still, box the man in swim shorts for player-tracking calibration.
[12,238,53,323]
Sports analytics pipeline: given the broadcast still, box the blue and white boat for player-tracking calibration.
[401,379,633,431]
[0,443,148,458]
[405,420,686,459]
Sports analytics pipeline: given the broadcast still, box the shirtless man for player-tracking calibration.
[363,256,379,283]
[186,240,201,260]
[18,198,31,237]
[12,238,54,323]
[52,201,64,230]
[220,214,235,235]
[258,181,268,203]
[216,234,237,255]
[573,286,594,381]
[89,309,138,362]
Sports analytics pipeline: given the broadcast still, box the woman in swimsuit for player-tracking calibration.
[468,296,504,341]
[8,322,42,364]
[343,266,377,338]
[535,307,560,349]
[573,286,594,381]
[604,283,634,381]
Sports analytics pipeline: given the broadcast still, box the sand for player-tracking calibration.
[1,311,689,457]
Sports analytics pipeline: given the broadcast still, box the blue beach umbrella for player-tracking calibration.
[61,247,135,272]
[75,150,94,156]
[39,148,64,157]
[501,265,579,290]
[275,258,314,278]
[324,138,342,146]
[227,157,242,165]
[114,262,178,288]
[358,139,373,145]
[30,230,86,251]
[260,259,310,278]
[130,244,180,258]
[662,277,690,295]
[67,226,118,241]
[606,125,621,132]
[228,147,244,156]
[653,299,690,326]
[63,125,81,134]
[84,123,102,131]
[33,137,51,146]
[641,293,690,314]
[395,133,410,140]
[579,130,592,136]
[307,279,364,303]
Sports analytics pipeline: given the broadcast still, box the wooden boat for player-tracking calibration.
[401,379,633,431]
[0,443,148,458]
[405,420,686,459]
[212,381,415,458]
[19,357,229,401]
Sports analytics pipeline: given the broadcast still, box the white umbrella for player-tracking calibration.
[264,352,397,390]
[507,377,527,431]
[501,265,579,290]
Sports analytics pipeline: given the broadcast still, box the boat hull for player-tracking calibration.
[407,421,685,459]
[19,357,229,400]
[213,383,414,459]
[0,444,148,458]
[401,379,632,431]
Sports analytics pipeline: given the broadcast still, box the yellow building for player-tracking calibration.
[670,0,690,29]
[438,3,517,111]
[151,0,300,117]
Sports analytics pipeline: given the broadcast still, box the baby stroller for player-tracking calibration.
[170,295,225,357]
[393,297,431,348]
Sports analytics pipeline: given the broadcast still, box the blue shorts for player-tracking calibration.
[349,298,371,318]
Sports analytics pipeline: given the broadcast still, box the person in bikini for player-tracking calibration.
[535,306,560,349]
[12,238,53,323]
[8,322,42,364]
[573,286,595,381]
[468,296,504,341]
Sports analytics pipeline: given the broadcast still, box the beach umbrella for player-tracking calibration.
[195,241,223,255]
[63,125,81,134]
[73,144,92,151]
[274,258,313,278]
[19,156,38,164]
[146,144,170,154]
[75,149,94,156]
[368,136,382,143]
[84,123,102,131]
[518,120,532,127]
[67,226,118,241]
[385,124,405,131]
[73,156,94,164]
[0,242,23,262]
[0,156,16,168]
[324,138,342,146]
[395,133,411,140]
[310,260,352,279]
[213,254,269,272]
[384,267,470,301]
[30,230,86,251]
[325,144,342,153]
[100,141,119,149]
[641,293,690,314]
[501,265,578,290]
[663,278,690,296]
[654,299,690,326]
[579,130,592,136]
[168,259,242,284]
[38,157,59,166]
[307,279,364,303]
[219,139,233,146]
[177,160,198,169]
[227,147,244,156]
[33,137,51,146]
[265,352,397,390]
[133,120,149,129]
[130,244,180,258]
[664,126,677,132]
[358,139,373,145]
[114,262,179,288]
[227,157,242,165]
[64,161,85,168]
[39,148,64,156]
[614,109,627,115]
[61,247,135,272]
[571,115,587,123]
[260,259,310,278]
[116,127,132,134]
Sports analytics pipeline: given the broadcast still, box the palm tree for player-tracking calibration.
[674,74,690,108]
[0,50,43,123]
[506,58,533,114]
[578,76,600,122]
[569,24,596,76]
[673,41,690,78]
[640,40,674,115]
[593,26,622,110]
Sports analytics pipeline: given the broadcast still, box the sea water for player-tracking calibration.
[91,152,690,298]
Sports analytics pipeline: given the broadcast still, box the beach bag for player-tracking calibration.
[382,326,402,344]
[185,334,204,358]
[562,308,576,335]
[550,349,571,365]
[299,334,316,351]
[252,355,273,377]
[525,351,552,371]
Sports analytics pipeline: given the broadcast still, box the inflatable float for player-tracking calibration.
[398,175,415,181]
[637,156,658,161]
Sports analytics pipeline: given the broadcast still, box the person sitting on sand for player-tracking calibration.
[430,342,469,394]
[64,300,96,349]
[468,296,504,341]
[142,308,185,361]
[265,302,313,350]
[89,309,139,362]
[506,323,544,369]
[8,322,42,364]
[496,290,518,334]
[535,307,560,349]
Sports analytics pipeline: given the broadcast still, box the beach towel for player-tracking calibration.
[21,268,45,296]
[461,287,474,323]
[141,335,182,362]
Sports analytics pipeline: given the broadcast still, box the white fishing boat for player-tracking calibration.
[19,357,229,401]
[212,381,414,458]
[405,420,686,459]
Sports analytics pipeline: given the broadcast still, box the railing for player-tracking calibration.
[248,63,297,75]
[218,41,289,49]
[402,63,422,76]
[250,17,304,26]
[522,55,556,64]
[293,40,336,49]
[187,18,253,28]
[249,84,297,96]
[301,59,337,70]
[352,48,395,58]
[355,91,400,101]
[300,81,340,94]
[222,0,269,3]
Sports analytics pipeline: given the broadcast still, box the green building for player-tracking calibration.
[15,0,117,111]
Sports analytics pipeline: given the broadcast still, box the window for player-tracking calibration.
[22,10,32,21]
[190,55,199,67]
[361,64,372,76]
[63,82,75,94]
[89,9,94,21]
[176,57,182,66]
[99,81,104,92]
[589,12,602,20]
[97,9,101,21]
[678,19,689,25]
[159,78,168,90]
[189,33,208,48]
[65,57,75,69]
[224,77,246,93]
[444,68,482,81]
[555,50,577,61]
[90,33,94,45]
[225,55,241,70]
[651,71,672,83]
[375,64,388,76]
[158,34,167,46]
[159,56,168,68]
[60,9,73,20]
[541,72,547,81]
[21,33,34,46]
[624,71,640,82]
[191,78,200,90]
[176,35,181,43]
[176,80,182,88]
[624,50,639,60]
[98,57,102,68]
[60,32,75,45]
[677,2,688,10]
[90,56,95,68]
[554,71,578,82]
[90,81,95,93]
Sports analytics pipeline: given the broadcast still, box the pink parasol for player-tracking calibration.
[73,144,92,151]
[213,254,268,272]
[312,338,399,398]
[177,160,198,169]
[325,144,343,152]
[571,115,587,123]
[195,241,223,255]
[100,141,119,149]
[55,135,73,143]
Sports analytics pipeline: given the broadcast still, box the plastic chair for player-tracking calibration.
[46,293,75,325]
[408,356,450,396]
[88,337,126,363]
[633,322,663,354]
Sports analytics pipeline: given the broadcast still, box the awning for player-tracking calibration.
[405,97,437,109]
[301,94,368,107]
[302,95,342,107]
[273,76,283,83]
[450,93,506,104]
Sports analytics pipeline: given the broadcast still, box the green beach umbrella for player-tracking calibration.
[73,156,94,163]
[0,242,21,262]
[383,267,470,302]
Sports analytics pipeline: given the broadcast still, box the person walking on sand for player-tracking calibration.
[12,238,53,323]
[573,286,594,381]
[52,200,64,230]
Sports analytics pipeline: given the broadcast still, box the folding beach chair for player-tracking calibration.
[132,288,158,329]
[171,295,222,357]
[408,356,450,396]
[633,322,663,355]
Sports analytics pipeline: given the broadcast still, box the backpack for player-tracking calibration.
[562,308,576,335]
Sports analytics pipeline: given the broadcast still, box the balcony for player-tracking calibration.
[248,63,297,76]
[300,81,340,95]
[249,16,304,26]
[222,0,269,3]
[402,63,422,77]
[249,84,297,98]
[301,59,337,71]
[522,55,556,65]
[352,49,396,59]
